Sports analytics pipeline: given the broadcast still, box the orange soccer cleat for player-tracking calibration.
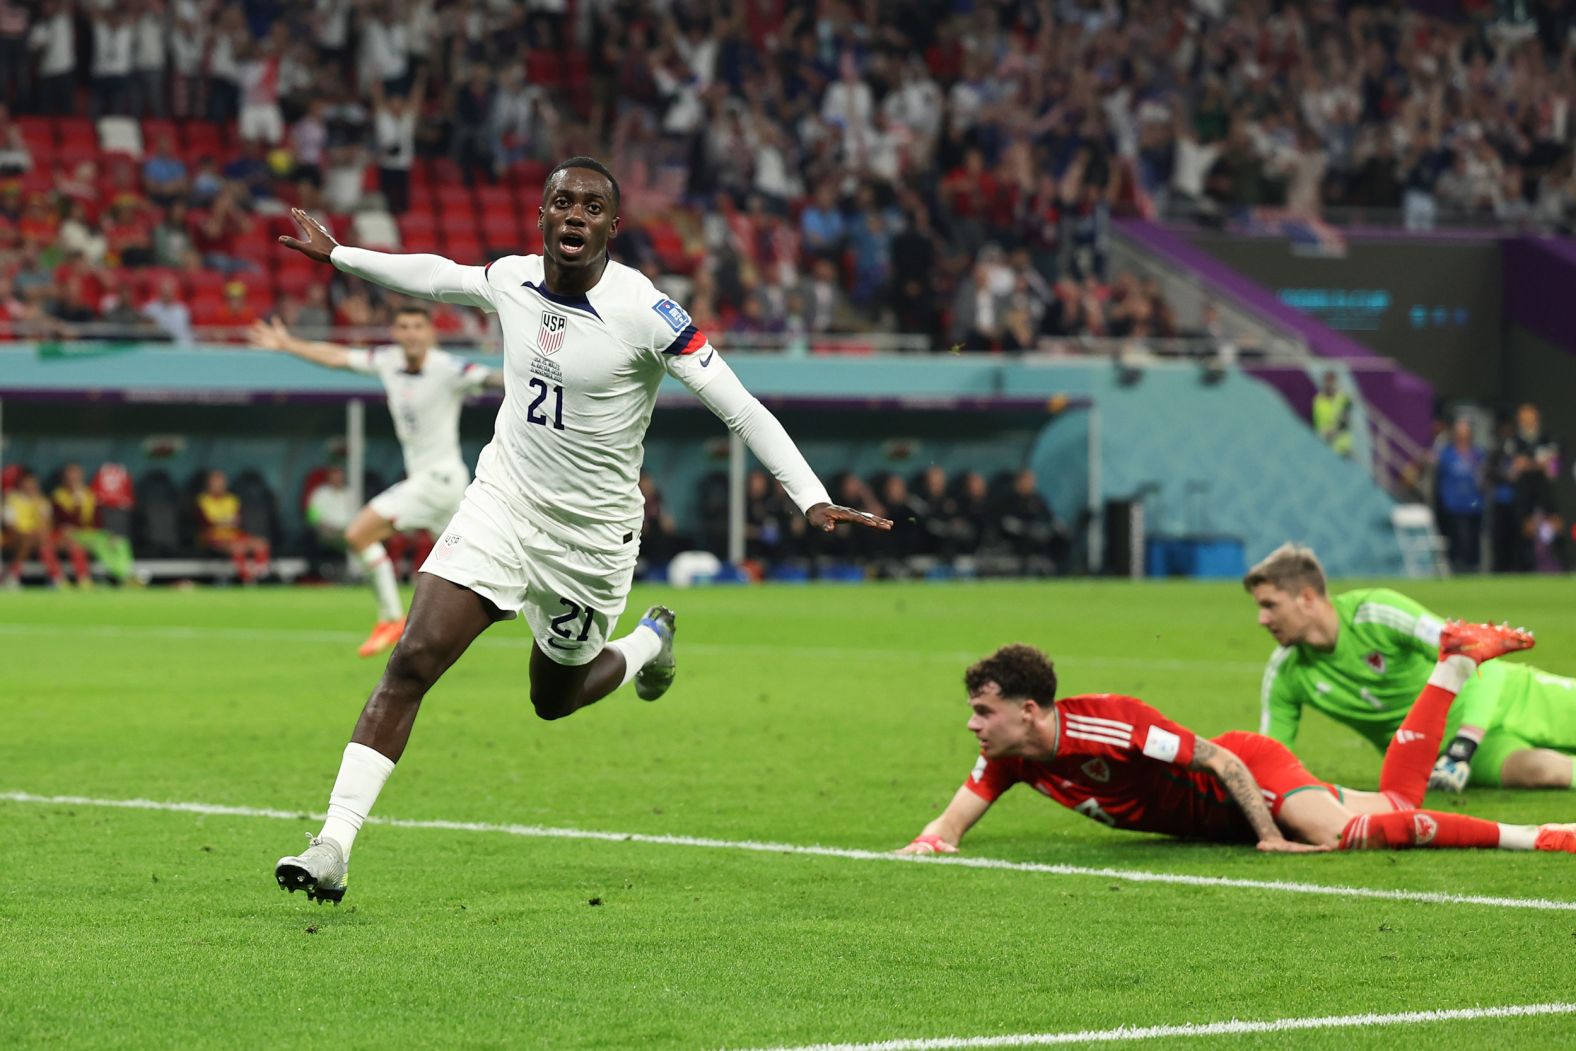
[1534,823,1576,854]
[357,617,407,658]
[1438,620,1535,665]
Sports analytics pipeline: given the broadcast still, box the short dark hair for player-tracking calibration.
[964,644,1057,706]
[394,305,431,320]
[544,156,621,211]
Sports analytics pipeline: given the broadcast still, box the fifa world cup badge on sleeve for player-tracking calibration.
[652,298,691,333]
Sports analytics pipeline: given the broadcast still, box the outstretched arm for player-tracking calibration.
[896,784,993,854]
[672,351,892,533]
[246,317,351,369]
[277,208,498,312]
[1189,738,1329,853]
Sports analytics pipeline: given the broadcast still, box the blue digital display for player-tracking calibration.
[1277,288,1469,332]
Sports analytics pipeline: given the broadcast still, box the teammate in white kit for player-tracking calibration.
[273,157,892,902]
[247,310,504,657]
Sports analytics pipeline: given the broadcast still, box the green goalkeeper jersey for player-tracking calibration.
[1258,588,1529,753]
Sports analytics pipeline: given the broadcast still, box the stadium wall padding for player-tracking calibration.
[0,346,1402,573]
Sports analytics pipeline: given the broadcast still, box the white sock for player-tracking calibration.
[1430,654,1474,693]
[358,542,403,621]
[605,623,663,690]
[1498,824,1537,851]
[319,742,396,856]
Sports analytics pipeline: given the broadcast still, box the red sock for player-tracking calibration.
[1379,680,1459,809]
[40,543,63,580]
[232,548,251,582]
[68,544,90,580]
[1340,810,1501,850]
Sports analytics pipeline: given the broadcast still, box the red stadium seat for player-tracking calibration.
[188,293,229,325]
[438,208,484,243]
[475,185,518,214]
[274,268,318,298]
[55,144,101,171]
[15,118,54,158]
[399,211,438,237]
[514,160,551,191]
[443,236,482,262]
[429,157,462,185]
[182,121,224,159]
[526,50,564,87]
[141,119,181,150]
[401,228,441,253]
[56,117,96,147]
[433,184,474,214]
[133,266,182,299]
[184,270,228,297]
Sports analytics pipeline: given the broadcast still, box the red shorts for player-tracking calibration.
[1212,731,1338,816]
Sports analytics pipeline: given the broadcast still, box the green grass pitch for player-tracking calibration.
[3,578,1576,1049]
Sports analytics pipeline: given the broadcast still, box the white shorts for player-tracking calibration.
[419,481,638,666]
[238,103,284,144]
[369,466,469,534]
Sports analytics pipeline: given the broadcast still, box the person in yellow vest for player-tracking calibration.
[196,469,271,584]
[1312,370,1353,457]
[3,469,65,588]
[52,462,137,586]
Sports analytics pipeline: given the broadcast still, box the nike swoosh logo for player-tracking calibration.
[699,349,715,367]
[546,637,576,650]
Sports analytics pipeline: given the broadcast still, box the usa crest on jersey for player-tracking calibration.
[538,311,568,354]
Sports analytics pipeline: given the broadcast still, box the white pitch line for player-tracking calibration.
[0,622,1265,672]
[3,791,1574,912]
[722,1002,1576,1051]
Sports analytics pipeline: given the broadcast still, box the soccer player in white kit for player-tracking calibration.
[273,158,892,902]
[247,310,504,657]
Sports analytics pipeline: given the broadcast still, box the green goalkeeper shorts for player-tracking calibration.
[1469,670,1576,786]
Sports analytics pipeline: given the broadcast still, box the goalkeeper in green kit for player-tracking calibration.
[1245,544,1576,791]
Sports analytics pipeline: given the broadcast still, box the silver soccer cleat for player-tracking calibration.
[274,833,348,904]
[634,605,676,702]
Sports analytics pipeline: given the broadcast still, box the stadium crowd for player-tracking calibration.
[3,1,1572,585]
[17,0,1571,350]
[0,0,1525,351]
[1,457,1069,586]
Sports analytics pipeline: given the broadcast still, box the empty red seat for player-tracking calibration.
[182,121,223,157]
[141,119,181,149]
[401,228,441,253]
[443,236,481,262]
[274,268,318,297]
[56,117,96,146]
[433,184,474,213]
[184,270,227,297]
[399,210,438,236]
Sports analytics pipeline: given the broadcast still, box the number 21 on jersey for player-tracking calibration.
[527,378,565,431]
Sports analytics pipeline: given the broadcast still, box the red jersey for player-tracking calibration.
[92,463,134,510]
[963,694,1254,843]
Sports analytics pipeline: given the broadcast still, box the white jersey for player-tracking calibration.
[330,248,832,552]
[345,345,489,478]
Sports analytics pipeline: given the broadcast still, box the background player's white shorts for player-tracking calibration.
[368,465,469,534]
[418,480,637,666]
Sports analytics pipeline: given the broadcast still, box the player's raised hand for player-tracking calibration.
[898,834,959,855]
[278,207,339,264]
[807,502,893,532]
[1255,836,1333,854]
[246,317,292,352]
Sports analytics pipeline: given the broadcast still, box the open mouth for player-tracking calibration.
[559,232,588,256]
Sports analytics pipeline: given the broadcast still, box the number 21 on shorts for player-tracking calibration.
[549,597,597,643]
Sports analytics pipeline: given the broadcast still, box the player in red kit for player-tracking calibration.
[901,626,1576,856]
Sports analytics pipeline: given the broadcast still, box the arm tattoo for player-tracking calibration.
[1193,739,1281,843]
